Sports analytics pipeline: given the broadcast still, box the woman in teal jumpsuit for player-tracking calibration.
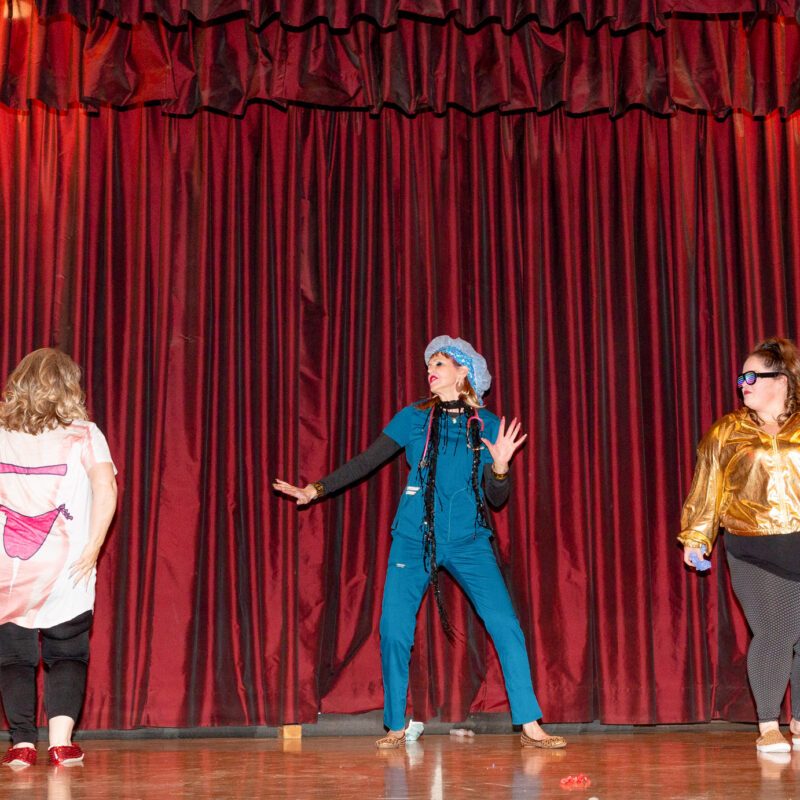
[274,336,564,750]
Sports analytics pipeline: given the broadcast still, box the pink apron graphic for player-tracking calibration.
[0,462,71,560]
[2,504,73,560]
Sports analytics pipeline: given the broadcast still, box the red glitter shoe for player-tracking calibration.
[2,746,37,767]
[48,745,84,766]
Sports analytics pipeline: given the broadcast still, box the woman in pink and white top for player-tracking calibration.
[0,349,117,768]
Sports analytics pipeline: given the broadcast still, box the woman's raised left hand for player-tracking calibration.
[482,417,527,473]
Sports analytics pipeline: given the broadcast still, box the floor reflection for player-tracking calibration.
[48,766,81,800]
[0,731,798,799]
[377,735,571,799]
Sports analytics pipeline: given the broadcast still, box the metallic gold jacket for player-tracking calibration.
[678,408,800,553]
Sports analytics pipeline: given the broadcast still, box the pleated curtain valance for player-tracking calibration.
[31,0,800,30]
[3,7,800,116]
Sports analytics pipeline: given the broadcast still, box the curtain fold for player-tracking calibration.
[3,8,800,116]
[1,102,797,727]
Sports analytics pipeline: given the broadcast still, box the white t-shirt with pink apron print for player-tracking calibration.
[0,421,116,629]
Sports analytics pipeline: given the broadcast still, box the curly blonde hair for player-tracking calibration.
[0,349,89,434]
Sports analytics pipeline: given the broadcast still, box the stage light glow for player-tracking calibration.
[3,0,34,20]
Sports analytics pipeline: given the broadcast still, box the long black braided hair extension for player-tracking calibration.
[467,412,492,533]
[418,397,493,638]
[418,401,453,637]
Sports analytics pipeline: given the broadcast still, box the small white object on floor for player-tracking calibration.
[405,720,424,741]
[449,729,475,737]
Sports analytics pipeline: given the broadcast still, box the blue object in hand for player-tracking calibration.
[689,546,712,571]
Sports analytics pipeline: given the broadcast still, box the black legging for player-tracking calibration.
[0,611,92,745]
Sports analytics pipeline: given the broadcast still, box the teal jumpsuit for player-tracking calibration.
[379,404,542,731]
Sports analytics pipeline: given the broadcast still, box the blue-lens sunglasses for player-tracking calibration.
[737,371,784,387]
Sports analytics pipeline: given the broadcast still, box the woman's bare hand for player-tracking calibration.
[69,544,101,588]
[482,417,527,473]
[272,479,319,505]
[683,545,706,568]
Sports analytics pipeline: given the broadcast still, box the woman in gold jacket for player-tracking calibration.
[679,337,800,753]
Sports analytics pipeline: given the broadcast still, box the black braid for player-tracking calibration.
[417,402,455,639]
[468,415,492,532]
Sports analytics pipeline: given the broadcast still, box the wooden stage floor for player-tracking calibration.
[2,730,800,799]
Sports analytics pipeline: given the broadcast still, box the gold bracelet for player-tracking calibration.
[491,468,509,480]
[311,481,326,498]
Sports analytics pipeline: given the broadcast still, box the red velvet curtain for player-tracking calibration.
[1,2,799,729]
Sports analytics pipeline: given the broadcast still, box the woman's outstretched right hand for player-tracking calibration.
[272,479,319,505]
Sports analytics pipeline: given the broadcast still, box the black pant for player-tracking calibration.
[0,611,92,745]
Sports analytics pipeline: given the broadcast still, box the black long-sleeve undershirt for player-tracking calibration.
[318,433,402,495]
[317,432,511,507]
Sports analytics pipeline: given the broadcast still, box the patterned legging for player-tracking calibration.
[727,553,800,722]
